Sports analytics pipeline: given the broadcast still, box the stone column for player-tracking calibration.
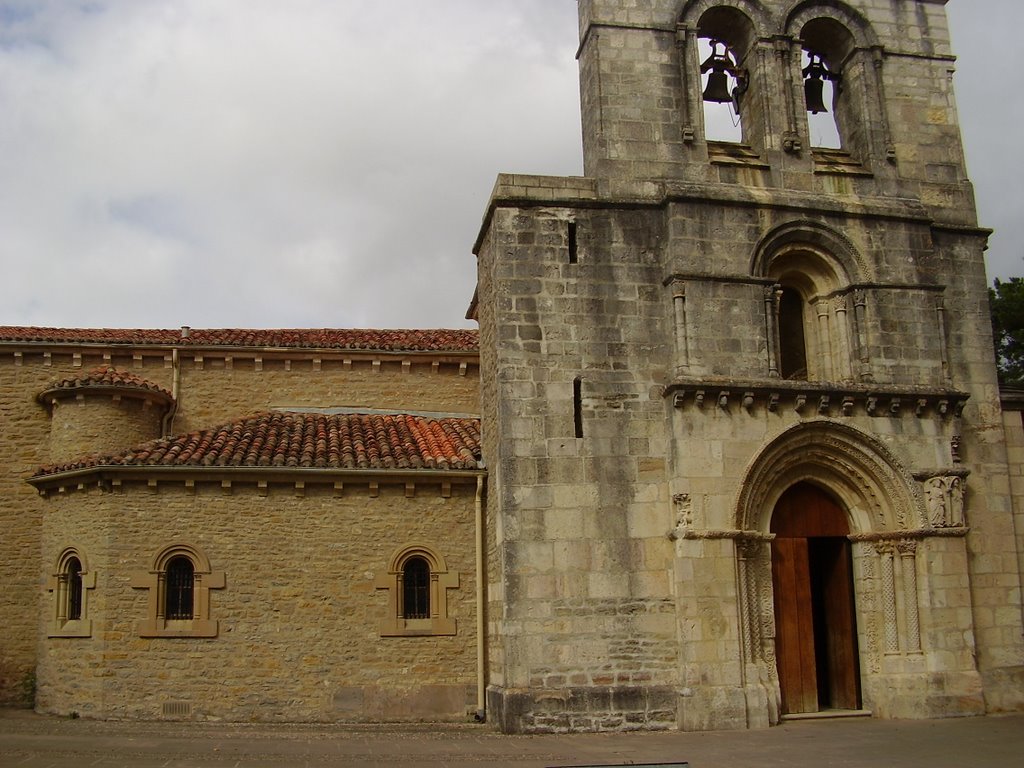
[877,543,899,653]
[898,540,921,653]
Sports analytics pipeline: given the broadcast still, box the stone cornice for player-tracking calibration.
[474,173,990,253]
[664,378,968,420]
[0,342,477,363]
[38,384,174,409]
[28,465,487,498]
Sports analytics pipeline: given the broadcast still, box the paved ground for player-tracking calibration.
[1,709,1021,767]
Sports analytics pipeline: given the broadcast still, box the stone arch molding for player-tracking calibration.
[735,420,924,534]
[385,543,451,575]
[680,0,771,61]
[752,219,870,285]
[677,0,879,50]
[784,0,879,59]
[147,542,213,573]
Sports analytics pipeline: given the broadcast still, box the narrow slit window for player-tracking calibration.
[66,557,83,621]
[165,556,195,620]
[779,288,809,380]
[568,221,578,264]
[573,377,584,439]
[402,557,430,619]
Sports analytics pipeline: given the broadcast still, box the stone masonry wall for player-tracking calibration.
[477,202,680,732]
[0,347,479,707]
[0,357,67,706]
[48,395,166,466]
[576,0,978,227]
[37,479,478,722]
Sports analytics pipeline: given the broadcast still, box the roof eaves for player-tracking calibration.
[28,464,487,493]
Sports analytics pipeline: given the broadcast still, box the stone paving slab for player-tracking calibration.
[1,709,1022,767]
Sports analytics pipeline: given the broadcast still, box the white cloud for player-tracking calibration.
[0,0,1019,330]
[0,0,582,328]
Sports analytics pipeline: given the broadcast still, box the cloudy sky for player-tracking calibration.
[0,1,1020,331]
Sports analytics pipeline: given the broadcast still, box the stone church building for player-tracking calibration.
[1,0,1023,733]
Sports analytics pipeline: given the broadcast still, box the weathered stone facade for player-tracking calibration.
[36,480,479,722]
[0,335,483,720]
[474,0,1024,733]
[1,0,1022,736]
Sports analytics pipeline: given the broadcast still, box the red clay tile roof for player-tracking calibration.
[39,366,174,403]
[34,411,482,477]
[0,327,478,353]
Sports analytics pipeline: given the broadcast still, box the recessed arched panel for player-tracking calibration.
[785,2,883,162]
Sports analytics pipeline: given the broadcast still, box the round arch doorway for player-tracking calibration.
[770,482,862,715]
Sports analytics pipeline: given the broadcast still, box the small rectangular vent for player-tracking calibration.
[162,701,192,717]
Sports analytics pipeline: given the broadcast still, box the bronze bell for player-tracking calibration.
[805,75,827,114]
[803,55,830,114]
[701,42,734,104]
[703,66,733,103]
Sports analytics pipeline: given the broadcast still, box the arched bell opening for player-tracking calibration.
[787,7,880,162]
[770,482,862,715]
[801,48,841,148]
[696,6,756,145]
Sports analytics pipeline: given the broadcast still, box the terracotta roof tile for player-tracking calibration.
[0,327,478,353]
[40,366,174,402]
[34,411,482,477]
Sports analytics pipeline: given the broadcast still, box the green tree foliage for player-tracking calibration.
[990,277,1024,386]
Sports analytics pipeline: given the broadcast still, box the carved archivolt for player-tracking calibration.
[750,219,871,286]
[735,420,922,534]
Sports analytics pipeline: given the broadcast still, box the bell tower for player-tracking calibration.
[475,0,1024,734]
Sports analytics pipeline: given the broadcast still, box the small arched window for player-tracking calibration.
[131,543,225,638]
[165,556,195,620]
[376,544,459,637]
[48,547,95,638]
[756,224,865,383]
[402,557,430,619]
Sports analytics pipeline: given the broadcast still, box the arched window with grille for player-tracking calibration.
[131,543,224,638]
[66,556,83,621]
[402,556,431,620]
[376,544,459,637]
[165,556,195,620]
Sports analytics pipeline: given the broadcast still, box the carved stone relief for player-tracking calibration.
[923,474,966,528]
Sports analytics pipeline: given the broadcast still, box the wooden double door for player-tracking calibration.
[770,483,862,715]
